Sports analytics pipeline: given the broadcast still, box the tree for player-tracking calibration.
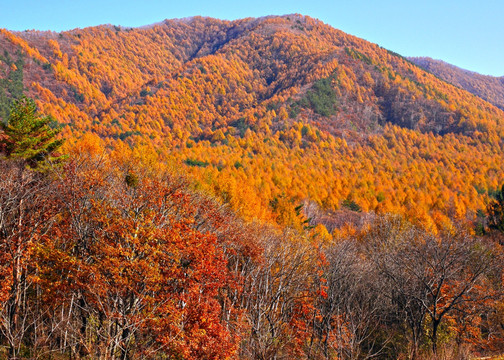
[487,184,504,233]
[365,215,501,358]
[32,148,240,359]
[0,97,64,358]
[0,96,63,168]
[316,240,392,360]
[0,158,59,358]
[236,229,320,359]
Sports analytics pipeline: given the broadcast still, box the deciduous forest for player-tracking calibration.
[0,15,503,359]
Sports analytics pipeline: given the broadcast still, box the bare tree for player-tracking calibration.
[317,240,392,360]
[237,229,318,360]
[365,215,502,358]
[0,160,58,359]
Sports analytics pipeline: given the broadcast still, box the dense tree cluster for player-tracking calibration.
[1,15,504,358]
[1,16,503,232]
[410,57,504,111]
[0,97,503,359]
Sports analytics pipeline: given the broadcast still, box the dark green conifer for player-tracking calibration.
[487,184,504,233]
[0,96,64,168]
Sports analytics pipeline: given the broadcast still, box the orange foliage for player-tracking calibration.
[1,15,504,232]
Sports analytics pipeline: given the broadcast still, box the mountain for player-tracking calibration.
[410,56,504,110]
[1,15,504,360]
[1,15,503,231]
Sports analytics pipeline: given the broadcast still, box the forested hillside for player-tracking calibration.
[0,15,504,359]
[1,15,504,230]
[410,56,504,110]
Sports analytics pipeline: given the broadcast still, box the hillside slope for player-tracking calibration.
[410,56,504,110]
[1,15,503,230]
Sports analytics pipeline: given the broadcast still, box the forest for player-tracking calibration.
[0,14,504,359]
[409,57,504,111]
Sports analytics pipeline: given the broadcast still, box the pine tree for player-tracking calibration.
[0,96,64,168]
[487,184,504,233]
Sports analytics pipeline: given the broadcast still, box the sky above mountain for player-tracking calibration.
[2,0,503,77]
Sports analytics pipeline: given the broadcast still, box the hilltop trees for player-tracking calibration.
[1,16,504,230]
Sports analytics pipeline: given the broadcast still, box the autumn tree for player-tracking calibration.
[0,97,64,359]
[365,215,502,358]
[315,240,393,360]
[234,228,321,359]
[31,143,241,359]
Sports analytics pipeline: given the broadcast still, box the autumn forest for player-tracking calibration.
[0,14,503,359]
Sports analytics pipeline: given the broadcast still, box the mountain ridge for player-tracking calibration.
[409,56,504,110]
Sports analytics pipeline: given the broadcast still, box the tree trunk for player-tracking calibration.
[432,318,440,356]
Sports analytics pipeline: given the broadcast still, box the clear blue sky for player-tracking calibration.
[1,0,503,76]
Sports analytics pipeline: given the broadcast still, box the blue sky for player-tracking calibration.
[1,0,503,76]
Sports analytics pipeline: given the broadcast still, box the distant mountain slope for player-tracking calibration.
[410,56,504,110]
[1,15,503,230]
[2,16,503,137]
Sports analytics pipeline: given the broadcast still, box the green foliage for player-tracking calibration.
[289,104,300,118]
[386,49,410,63]
[139,88,153,97]
[231,117,249,137]
[0,96,64,168]
[487,183,504,233]
[0,51,25,121]
[301,125,309,137]
[184,158,209,167]
[125,172,139,188]
[474,185,487,195]
[475,222,486,236]
[197,64,207,74]
[116,130,141,140]
[345,47,373,65]
[476,209,486,218]
[266,101,279,111]
[298,76,338,116]
[488,186,503,200]
[376,191,386,203]
[342,198,362,212]
[68,86,85,103]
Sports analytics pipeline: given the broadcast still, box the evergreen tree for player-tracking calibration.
[0,96,64,168]
[487,184,504,233]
